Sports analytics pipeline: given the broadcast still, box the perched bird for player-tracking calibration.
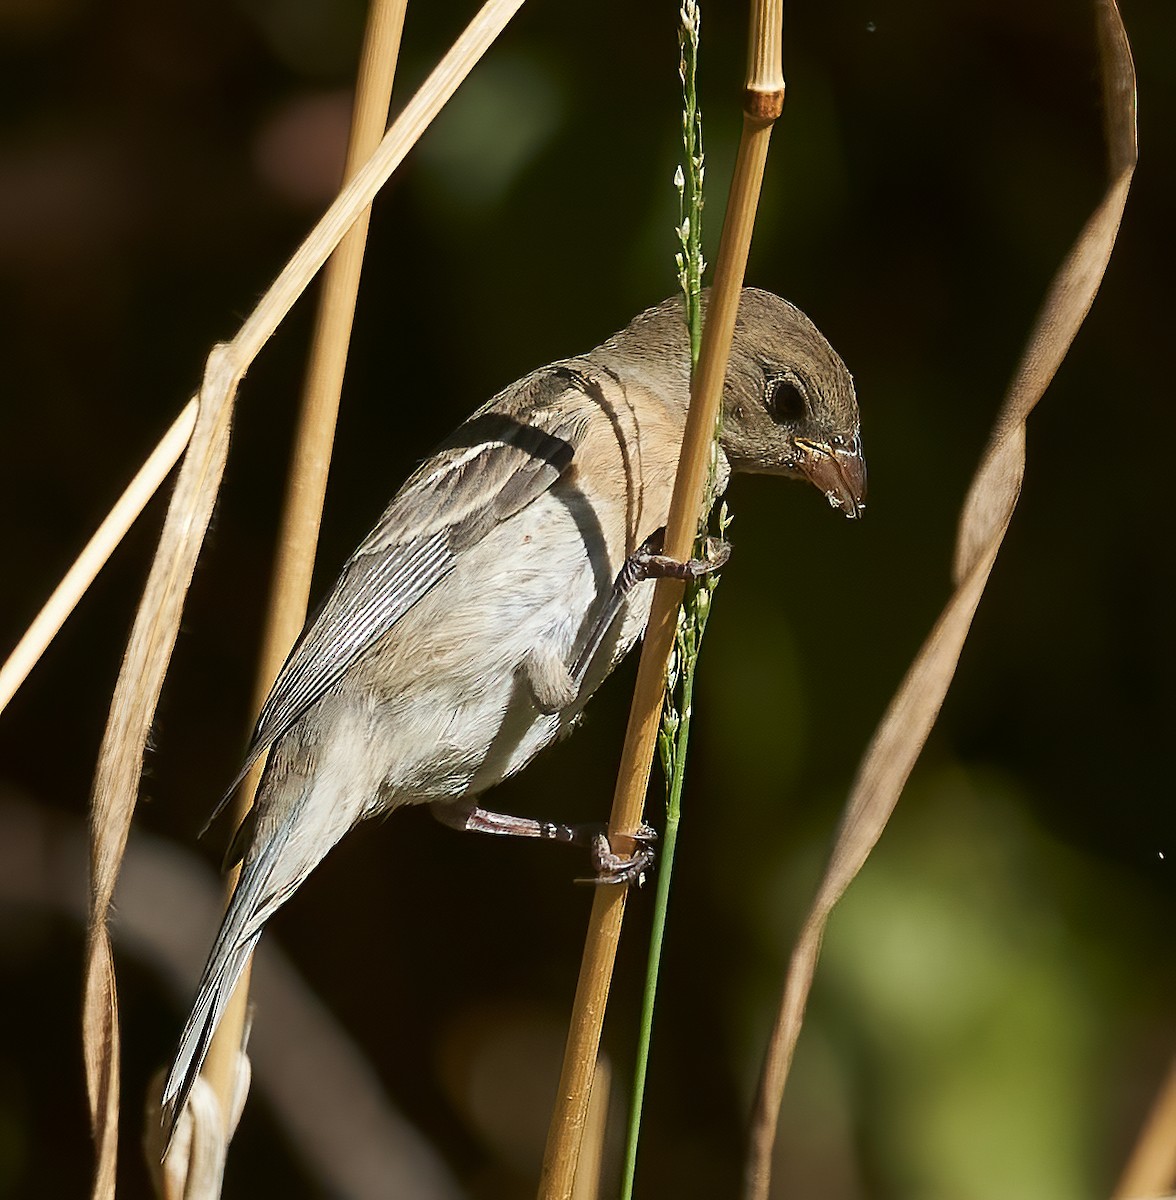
[160,287,865,1141]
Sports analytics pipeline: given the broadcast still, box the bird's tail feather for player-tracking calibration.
[159,811,300,1149]
[160,933,260,1147]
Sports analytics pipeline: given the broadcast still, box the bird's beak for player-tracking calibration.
[793,434,867,519]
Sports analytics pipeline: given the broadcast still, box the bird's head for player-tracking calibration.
[721,288,865,518]
[602,288,865,518]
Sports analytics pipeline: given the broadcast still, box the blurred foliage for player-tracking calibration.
[0,1,1173,1198]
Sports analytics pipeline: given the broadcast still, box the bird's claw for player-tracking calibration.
[632,533,731,583]
[577,822,658,887]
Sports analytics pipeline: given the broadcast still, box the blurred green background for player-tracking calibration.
[0,1,1172,1197]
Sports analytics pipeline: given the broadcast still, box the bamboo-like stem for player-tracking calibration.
[744,0,785,119]
[537,6,784,1195]
[197,0,408,1135]
[0,401,196,716]
[1114,1052,1176,1200]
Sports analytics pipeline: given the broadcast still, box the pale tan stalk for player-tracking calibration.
[0,401,196,716]
[741,4,1137,1197]
[84,3,527,1197]
[195,0,408,1154]
[537,4,786,1196]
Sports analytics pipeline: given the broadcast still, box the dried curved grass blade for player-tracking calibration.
[742,4,1137,1198]
[82,4,528,1197]
[85,345,239,1200]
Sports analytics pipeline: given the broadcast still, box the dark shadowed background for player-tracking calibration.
[1,1,1172,1197]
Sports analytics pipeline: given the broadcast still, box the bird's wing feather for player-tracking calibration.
[214,366,596,811]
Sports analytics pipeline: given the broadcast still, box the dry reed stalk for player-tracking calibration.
[741,3,1137,1197]
[0,400,196,716]
[537,3,785,1196]
[1114,1052,1176,1199]
[191,0,408,1159]
[83,3,528,1197]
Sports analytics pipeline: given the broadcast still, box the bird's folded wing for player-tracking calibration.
[210,365,597,817]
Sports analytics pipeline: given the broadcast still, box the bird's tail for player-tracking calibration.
[160,933,260,1146]
[159,811,301,1149]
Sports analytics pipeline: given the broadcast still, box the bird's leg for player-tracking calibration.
[431,798,657,886]
[570,529,731,687]
[522,642,579,715]
[525,528,731,717]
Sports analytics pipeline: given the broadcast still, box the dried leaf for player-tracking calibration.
[85,347,239,1200]
[743,4,1137,1197]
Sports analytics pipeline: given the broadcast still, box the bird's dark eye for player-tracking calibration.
[765,374,807,423]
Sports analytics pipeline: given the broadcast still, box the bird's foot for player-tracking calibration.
[578,822,658,887]
[629,531,731,584]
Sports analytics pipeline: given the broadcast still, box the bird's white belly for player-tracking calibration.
[346,488,648,809]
